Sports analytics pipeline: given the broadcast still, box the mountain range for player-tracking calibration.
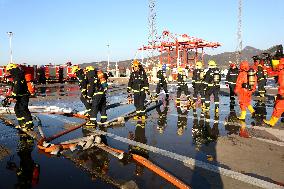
[80,45,282,70]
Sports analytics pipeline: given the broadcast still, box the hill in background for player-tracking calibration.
[79,45,281,70]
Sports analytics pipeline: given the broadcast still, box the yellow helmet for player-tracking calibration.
[85,66,94,72]
[132,59,140,67]
[157,64,162,69]
[208,60,217,68]
[178,67,183,73]
[71,65,80,74]
[6,63,17,71]
[196,61,203,69]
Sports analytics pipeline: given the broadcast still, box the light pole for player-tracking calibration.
[7,32,13,63]
[107,44,110,72]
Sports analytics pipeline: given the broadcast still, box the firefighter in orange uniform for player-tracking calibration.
[264,58,284,126]
[234,61,256,120]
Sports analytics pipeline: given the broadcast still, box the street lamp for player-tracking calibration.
[7,32,13,63]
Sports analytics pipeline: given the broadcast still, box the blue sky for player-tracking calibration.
[0,0,283,65]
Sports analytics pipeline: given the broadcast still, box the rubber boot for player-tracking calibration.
[86,120,97,128]
[215,107,219,114]
[175,99,180,106]
[263,116,279,127]
[248,105,255,117]
[238,111,246,120]
[133,116,140,120]
[15,119,25,129]
[22,121,34,132]
[239,127,250,138]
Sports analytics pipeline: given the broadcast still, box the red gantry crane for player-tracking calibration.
[138,30,221,69]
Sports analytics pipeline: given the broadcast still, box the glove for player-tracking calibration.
[127,94,133,104]
[127,88,131,93]
[102,82,108,89]
[86,96,92,104]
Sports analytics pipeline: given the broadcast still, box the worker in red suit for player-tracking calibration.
[264,58,284,126]
[234,61,256,120]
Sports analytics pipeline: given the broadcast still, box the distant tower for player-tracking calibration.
[147,0,158,67]
[236,0,242,66]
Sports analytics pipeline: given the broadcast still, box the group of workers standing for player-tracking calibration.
[3,57,284,133]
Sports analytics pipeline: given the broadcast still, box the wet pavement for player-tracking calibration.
[0,83,283,189]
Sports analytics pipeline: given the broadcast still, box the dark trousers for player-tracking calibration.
[80,95,92,114]
[258,80,266,96]
[156,83,168,95]
[193,83,204,103]
[229,84,236,99]
[177,85,190,101]
[134,92,146,116]
[90,94,107,123]
[205,86,220,109]
[14,95,33,128]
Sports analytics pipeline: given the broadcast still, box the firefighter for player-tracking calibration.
[156,100,169,134]
[37,66,46,84]
[5,63,34,131]
[256,63,267,97]
[85,66,108,127]
[58,66,64,83]
[234,61,256,120]
[203,60,221,114]
[192,61,205,106]
[226,61,239,101]
[127,60,149,120]
[176,67,191,106]
[155,64,169,100]
[263,58,284,127]
[176,102,189,136]
[71,65,91,117]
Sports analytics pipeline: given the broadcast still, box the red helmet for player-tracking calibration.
[240,61,249,71]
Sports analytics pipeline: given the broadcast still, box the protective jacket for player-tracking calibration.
[128,69,149,93]
[177,73,187,87]
[203,68,221,88]
[192,68,204,88]
[9,67,29,97]
[157,70,166,85]
[226,67,239,86]
[235,67,256,110]
[271,69,284,118]
[86,69,106,98]
[256,65,267,82]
